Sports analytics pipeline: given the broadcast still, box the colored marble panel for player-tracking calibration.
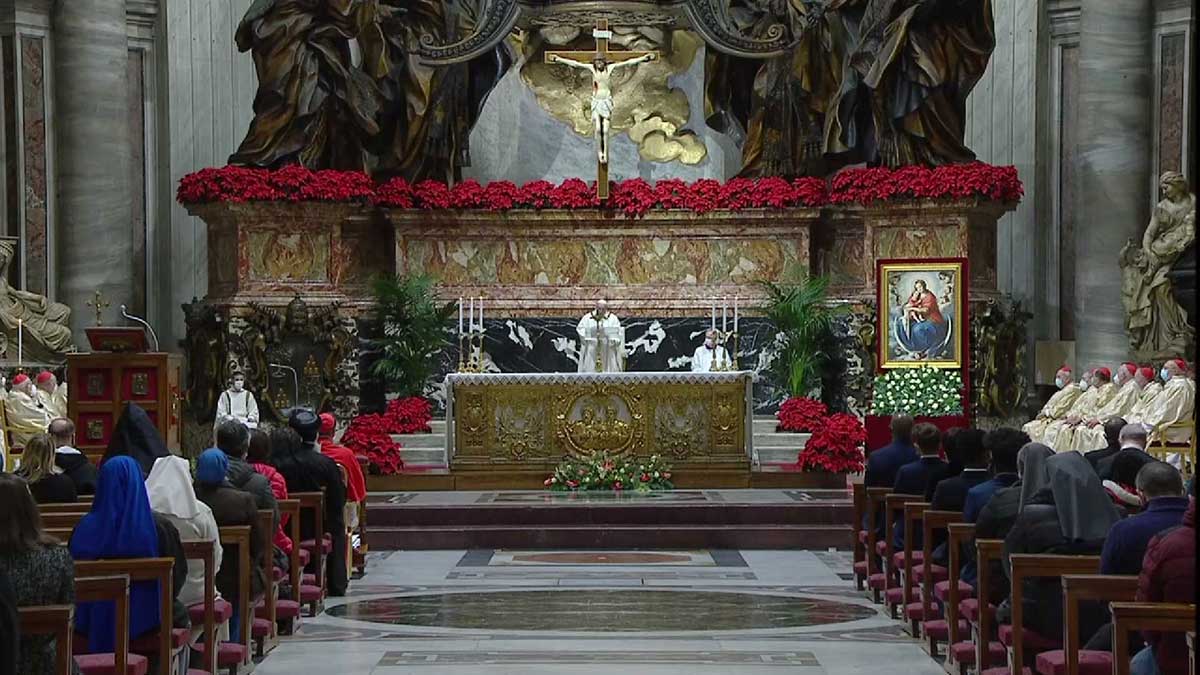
[327,590,877,631]
[874,226,961,259]
[510,552,696,565]
[1059,44,1079,340]
[1157,33,1185,175]
[127,48,147,315]
[2,36,16,243]
[246,231,330,282]
[20,36,47,295]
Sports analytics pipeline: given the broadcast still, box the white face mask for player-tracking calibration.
[704,339,715,349]
[1079,380,1090,392]
[1054,376,1065,388]
[1161,367,1171,382]
[232,379,245,392]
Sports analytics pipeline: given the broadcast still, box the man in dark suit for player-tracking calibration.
[931,428,993,512]
[863,415,916,536]
[891,423,947,550]
[1083,416,1127,473]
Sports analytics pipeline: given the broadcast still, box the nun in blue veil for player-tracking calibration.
[69,456,163,652]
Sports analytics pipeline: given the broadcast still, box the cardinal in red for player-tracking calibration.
[318,413,367,505]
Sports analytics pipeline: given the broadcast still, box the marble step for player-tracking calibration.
[756,447,802,464]
[392,433,446,448]
[368,523,848,550]
[398,448,447,466]
[754,432,811,448]
[368,501,847,527]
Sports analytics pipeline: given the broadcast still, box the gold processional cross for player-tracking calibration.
[544,19,658,201]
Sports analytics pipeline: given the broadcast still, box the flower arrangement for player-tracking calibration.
[178,163,1022,214]
[871,366,965,416]
[776,397,828,433]
[797,412,867,473]
[340,396,434,475]
[546,453,674,492]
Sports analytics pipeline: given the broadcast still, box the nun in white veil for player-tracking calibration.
[145,456,223,608]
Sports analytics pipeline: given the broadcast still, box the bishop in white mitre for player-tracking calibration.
[691,330,729,372]
[576,299,625,373]
[3,373,53,447]
[215,371,260,430]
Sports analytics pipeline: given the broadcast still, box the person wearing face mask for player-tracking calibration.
[1134,359,1195,452]
[2,373,52,448]
[1070,362,1145,452]
[690,329,730,372]
[1023,365,1083,443]
[214,370,259,430]
[1044,368,1117,450]
[1124,367,1164,423]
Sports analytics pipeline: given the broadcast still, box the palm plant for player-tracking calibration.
[759,271,836,398]
[369,274,456,398]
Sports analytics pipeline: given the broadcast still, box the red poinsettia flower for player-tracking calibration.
[777,397,829,433]
[797,412,866,474]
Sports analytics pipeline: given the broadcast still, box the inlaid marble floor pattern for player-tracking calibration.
[253,548,944,674]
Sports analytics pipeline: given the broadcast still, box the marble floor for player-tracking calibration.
[254,546,945,674]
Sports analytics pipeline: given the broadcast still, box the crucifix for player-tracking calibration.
[544,19,658,200]
[85,290,110,326]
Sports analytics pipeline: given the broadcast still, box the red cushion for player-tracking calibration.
[913,564,948,584]
[297,548,311,568]
[948,640,1006,666]
[983,668,1031,675]
[129,628,190,653]
[998,623,1060,651]
[74,653,150,675]
[960,598,995,623]
[272,566,284,582]
[1034,649,1113,675]
[884,587,910,605]
[852,561,868,576]
[251,617,273,639]
[921,619,968,640]
[300,538,332,554]
[187,599,233,627]
[299,584,322,602]
[858,530,869,545]
[892,549,924,568]
[875,540,889,556]
[935,580,974,602]
[302,573,317,586]
[867,573,888,590]
[196,642,249,667]
[274,600,301,619]
[904,601,940,621]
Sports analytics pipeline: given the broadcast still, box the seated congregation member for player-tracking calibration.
[924,426,965,502]
[101,403,170,477]
[1001,452,1120,644]
[14,434,76,504]
[1102,428,1158,507]
[70,456,189,653]
[862,414,916,538]
[931,428,992,512]
[1049,367,1118,452]
[1100,462,1188,576]
[890,423,947,551]
[146,456,224,608]
[1130,358,1194,448]
[1083,416,1128,473]
[0,473,76,675]
[1131,495,1195,675]
[1,570,15,675]
[193,449,265,640]
[48,417,97,495]
[317,413,367,529]
[214,420,278,526]
[956,428,1024,583]
[1023,365,1082,442]
[974,443,1054,603]
[1070,362,1143,452]
[280,411,348,596]
[248,430,292,556]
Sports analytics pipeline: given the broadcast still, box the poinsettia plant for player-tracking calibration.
[384,396,433,435]
[340,396,433,475]
[776,397,829,433]
[797,412,867,473]
[871,366,964,416]
[546,453,674,492]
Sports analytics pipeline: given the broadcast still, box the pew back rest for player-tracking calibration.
[1109,602,1196,675]
[73,575,131,675]
[1008,554,1101,671]
[15,604,74,675]
[218,525,253,651]
[179,539,217,675]
[74,558,174,675]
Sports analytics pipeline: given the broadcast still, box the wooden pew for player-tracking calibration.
[206,525,252,675]
[180,539,219,675]
[74,559,176,675]
[352,490,368,577]
[38,503,91,515]
[882,493,924,619]
[1187,631,1194,675]
[1110,602,1196,675]
[336,465,355,582]
[293,491,327,617]
[974,539,1007,672]
[274,499,303,634]
[16,605,74,675]
[70,575,134,675]
[41,512,87,531]
[851,482,867,590]
[1004,554,1101,674]
[864,487,891,603]
[1027,574,1138,675]
[945,523,979,675]
[251,509,278,658]
[900,501,931,636]
[918,509,960,657]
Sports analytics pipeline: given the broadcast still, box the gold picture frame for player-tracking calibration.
[877,258,967,370]
[131,372,150,397]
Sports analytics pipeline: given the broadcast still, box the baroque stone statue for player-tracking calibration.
[1119,171,1196,359]
[0,239,75,361]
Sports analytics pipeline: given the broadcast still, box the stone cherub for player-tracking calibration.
[1119,170,1196,358]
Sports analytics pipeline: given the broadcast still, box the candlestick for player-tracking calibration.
[17,319,22,366]
[458,298,464,336]
[711,302,716,331]
[733,296,739,334]
[478,297,483,330]
[468,297,474,334]
[722,298,728,333]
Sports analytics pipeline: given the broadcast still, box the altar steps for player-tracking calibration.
[365,499,851,550]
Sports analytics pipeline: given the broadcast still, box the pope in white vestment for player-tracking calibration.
[691,330,729,372]
[214,372,260,430]
[576,299,626,373]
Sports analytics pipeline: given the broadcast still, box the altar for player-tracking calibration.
[445,371,752,487]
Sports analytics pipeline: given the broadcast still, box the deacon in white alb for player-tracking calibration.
[691,329,729,372]
[214,371,260,430]
[576,299,625,373]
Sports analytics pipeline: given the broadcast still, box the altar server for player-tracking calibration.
[576,299,625,373]
[214,370,259,430]
[691,329,729,372]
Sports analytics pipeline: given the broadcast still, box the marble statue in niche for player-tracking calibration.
[1120,171,1196,359]
[0,238,74,360]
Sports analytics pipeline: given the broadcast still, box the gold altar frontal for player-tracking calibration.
[446,371,752,487]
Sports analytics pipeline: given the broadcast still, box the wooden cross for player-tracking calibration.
[85,290,110,326]
[544,19,658,201]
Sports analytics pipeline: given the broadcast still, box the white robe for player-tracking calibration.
[576,312,625,373]
[691,345,729,372]
[3,388,52,447]
[41,382,67,419]
[215,388,260,429]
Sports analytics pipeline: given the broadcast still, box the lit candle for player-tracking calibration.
[458,298,464,336]
[733,296,739,334]
[722,298,728,333]
[17,319,22,366]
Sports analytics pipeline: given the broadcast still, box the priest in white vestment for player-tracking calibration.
[576,299,625,373]
[691,330,729,372]
[1070,362,1143,452]
[1137,359,1195,445]
[35,370,67,419]
[3,373,52,448]
[1023,366,1082,442]
[1046,368,1118,451]
[214,371,260,430]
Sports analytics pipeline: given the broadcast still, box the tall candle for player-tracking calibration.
[458,298,464,336]
[733,296,739,334]
[478,297,483,330]
[16,319,22,366]
[468,297,474,333]
[711,302,716,331]
[722,298,728,332]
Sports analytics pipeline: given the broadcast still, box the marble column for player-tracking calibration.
[52,0,132,341]
[1074,1,1152,369]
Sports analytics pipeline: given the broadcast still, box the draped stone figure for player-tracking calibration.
[230,0,390,171]
[0,239,74,360]
[1119,171,1196,359]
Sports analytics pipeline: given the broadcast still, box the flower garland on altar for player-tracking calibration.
[340,397,434,475]
[177,163,1022,216]
[546,453,674,492]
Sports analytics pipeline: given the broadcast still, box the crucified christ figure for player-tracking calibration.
[547,51,657,165]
